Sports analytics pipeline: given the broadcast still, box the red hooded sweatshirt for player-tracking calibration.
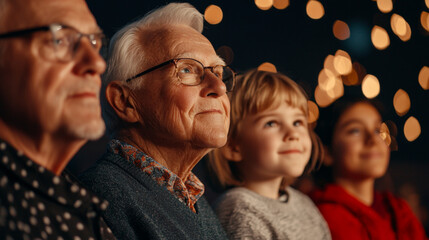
[311,184,427,240]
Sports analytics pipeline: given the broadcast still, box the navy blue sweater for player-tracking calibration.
[79,152,227,240]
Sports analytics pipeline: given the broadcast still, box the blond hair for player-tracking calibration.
[209,69,323,189]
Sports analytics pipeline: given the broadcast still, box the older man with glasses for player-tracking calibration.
[79,2,234,240]
[0,0,115,239]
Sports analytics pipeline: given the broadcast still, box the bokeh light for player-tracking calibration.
[393,89,411,116]
[318,68,338,91]
[273,0,289,10]
[426,0,429,9]
[307,100,319,123]
[421,11,429,32]
[371,26,390,50]
[404,116,421,142]
[390,14,411,41]
[341,68,359,86]
[204,5,223,25]
[314,86,334,107]
[333,20,350,40]
[418,66,429,90]
[255,0,273,10]
[376,0,393,13]
[258,62,277,73]
[362,74,380,98]
[333,50,352,75]
[306,0,325,20]
[323,55,337,74]
[216,46,234,65]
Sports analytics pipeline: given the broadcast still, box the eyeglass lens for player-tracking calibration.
[175,59,234,91]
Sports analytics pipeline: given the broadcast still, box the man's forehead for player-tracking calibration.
[3,0,99,33]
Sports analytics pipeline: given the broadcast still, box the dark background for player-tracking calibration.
[68,0,429,233]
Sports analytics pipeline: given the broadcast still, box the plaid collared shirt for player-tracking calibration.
[108,139,205,213]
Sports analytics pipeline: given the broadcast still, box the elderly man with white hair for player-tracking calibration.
[79,2,234,239]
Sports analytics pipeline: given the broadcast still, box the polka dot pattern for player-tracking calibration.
[0,141,115,239]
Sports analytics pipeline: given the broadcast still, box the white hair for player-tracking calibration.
[102,2,204,135]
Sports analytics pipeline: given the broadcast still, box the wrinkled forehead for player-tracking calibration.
[142,25,224,66]
[1,0,99,33]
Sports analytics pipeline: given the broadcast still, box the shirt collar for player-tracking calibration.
[108,139,205,213]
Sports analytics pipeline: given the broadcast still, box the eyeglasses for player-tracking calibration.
[0,23,106,62]
[125,58,236,92]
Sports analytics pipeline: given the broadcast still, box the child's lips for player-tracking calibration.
[279,149,301,154]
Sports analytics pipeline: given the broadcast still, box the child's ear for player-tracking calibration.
[220,142,242,162]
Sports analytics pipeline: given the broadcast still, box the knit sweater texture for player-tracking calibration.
[311,184,428,240]
[214,187,332,240]
[79,152,228,240]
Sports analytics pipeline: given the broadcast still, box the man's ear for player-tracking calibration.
[220,141,243,162]
[105,81,140,123]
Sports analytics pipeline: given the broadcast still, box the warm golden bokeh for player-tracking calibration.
[328,79,344,99]
[314,85,335,107]
[307,100,319,123]
[362,74,380,98]
[393,89,411,116]
[333,50,352,75]
[390,14,411,41]
[306,0,325,20]
[333,20,350,40]
[418,66,429,90]
[404,116,421,142]
[421,11,429,32]
[371,26,390,50]
[255,0,273,10]
[273,0,289,10]
[257,62,277,73]
[323,55,337,74]
[204,5,223,25]
[426,0,429,8]
[318,68,338,91]
[376,0,393,13]
[341,68,359,86]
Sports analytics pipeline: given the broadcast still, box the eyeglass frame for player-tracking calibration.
[125,57,236,91]
[0,23,106,61]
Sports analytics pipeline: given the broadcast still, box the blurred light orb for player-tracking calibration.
[255,0,273,10]
[258,62,277,73]
[327,79,344,99]
[418,66,429,90]
[318,68,338,91]
[393,89,411,116]
[314,86,334,107]
[306,0,325,20]
[333,20,350,40]
[362,74,380,99]
[421,11,429,32]
[273,0,289,10]
[341,68,359,86]
[323,55,337,74]
[333,50,352,75]
[390,14,411,41]
[204,5,223,25]
[404,116,421,142]
[371,26,390,50]
[376,0,393,13]
[426,0,429,9]
[307,100,319,123]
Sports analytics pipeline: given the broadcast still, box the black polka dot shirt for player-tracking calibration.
[0,140,116,239]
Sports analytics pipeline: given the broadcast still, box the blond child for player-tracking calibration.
[210,69,331,239]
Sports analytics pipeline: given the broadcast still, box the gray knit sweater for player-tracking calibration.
[79,152,227,240]
[214,187,331,240]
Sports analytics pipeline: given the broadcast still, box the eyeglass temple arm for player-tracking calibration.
[125,59,175,82]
